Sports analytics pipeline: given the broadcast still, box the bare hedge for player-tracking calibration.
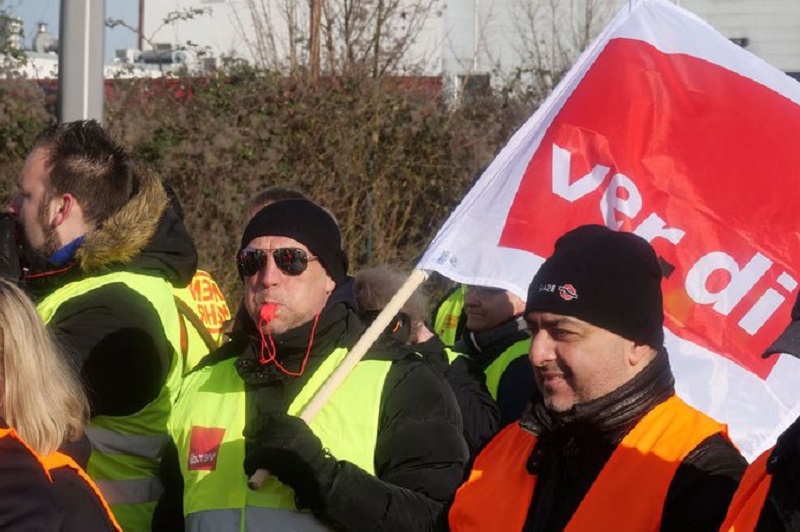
[0,72,534,301]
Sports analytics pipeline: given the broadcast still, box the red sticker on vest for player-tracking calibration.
[188,426,225,471]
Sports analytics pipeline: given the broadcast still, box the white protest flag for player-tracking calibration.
[417,0,800,460]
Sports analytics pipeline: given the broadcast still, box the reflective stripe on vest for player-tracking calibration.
[187,507,331,532]
[720,448,773,531]
[435,285,465,347]
[37,271,183,532]
[484,338,531,400]
[95,477,165,505]
[450,395,726,531]
[42,451,123,532]
[169,346,392,529]
[85,427,170,460]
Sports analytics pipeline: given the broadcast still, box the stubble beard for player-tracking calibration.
[36,193,61,259]
[40,224,61,258]
[262,308,313,336]
[250,296,308,337]
[21,210,61,267]
[538,374,578,414]
[543,395,575,414]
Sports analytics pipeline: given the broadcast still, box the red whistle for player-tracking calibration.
[260,303,277,322]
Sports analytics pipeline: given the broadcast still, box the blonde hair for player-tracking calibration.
[0,279,88,455]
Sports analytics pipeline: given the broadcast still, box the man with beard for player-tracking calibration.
[7,120,198,531]
[167,199,468,530]
[449,224,746,531]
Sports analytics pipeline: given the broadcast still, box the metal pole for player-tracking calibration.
[58,0,105,123]
[473,0,479,71]
[138,0,144,51]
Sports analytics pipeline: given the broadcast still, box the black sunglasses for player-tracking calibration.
[236,248,319,277]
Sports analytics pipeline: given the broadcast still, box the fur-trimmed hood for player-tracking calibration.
[76,165,168,271]
[25,167,198,294]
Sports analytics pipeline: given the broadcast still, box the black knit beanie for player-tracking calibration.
[240,199,348,285]
[525,224,664,348]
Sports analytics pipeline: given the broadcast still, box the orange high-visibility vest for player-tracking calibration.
[720,448,773,531]
[0,427,49,474]
[42,451,122,532]
[450,395,726,532]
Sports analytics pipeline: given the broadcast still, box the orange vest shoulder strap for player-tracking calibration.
[566,395,726,531]
[42,451,123,532]
[41,451,73,470]
[449,422,539,532]
[720,447,773,531]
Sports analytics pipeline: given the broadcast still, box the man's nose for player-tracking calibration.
[529,330,555,367]
[256,254,284,286]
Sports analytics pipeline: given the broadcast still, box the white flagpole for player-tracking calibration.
[299,268,429,421]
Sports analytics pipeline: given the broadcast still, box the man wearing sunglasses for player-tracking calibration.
[167,199,468,531]
[453,283,537,427]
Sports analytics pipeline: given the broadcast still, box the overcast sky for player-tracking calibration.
[5,0,139,60]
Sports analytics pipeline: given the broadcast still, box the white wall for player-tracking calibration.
[142,0,444,74]
[141,1,800,77]
[680,0,800,73]
[143,0,248,60]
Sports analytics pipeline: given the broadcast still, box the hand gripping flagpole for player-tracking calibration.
[248,268,430,489]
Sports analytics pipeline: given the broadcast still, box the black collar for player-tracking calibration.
[522,348,675,446]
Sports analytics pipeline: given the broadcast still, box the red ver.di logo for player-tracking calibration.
[188,426,226,471]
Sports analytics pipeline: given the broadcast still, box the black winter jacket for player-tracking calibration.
[360,309,500,463]
[0,422,117,531]
[751,414,800,531]
[51,433,117,531]
[455,316,538,426]
[24,173,197,417]
[160,280,468,531]
[0,419,64,530]
[413,335,500,461]
[50,463,119,531]
[521,350,747,532]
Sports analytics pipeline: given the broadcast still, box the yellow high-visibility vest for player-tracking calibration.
[169,346,393,531]
[38,271,183,532]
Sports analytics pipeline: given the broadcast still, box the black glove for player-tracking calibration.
[243,412,339,512]
[0,214,23,282]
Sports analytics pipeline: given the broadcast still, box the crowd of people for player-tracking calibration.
[0,119,796,531]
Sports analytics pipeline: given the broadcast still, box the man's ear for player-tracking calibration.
[50,193,76,228]
[325,275,336,295]
[629,341,655,367]
[509,292,526,316]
